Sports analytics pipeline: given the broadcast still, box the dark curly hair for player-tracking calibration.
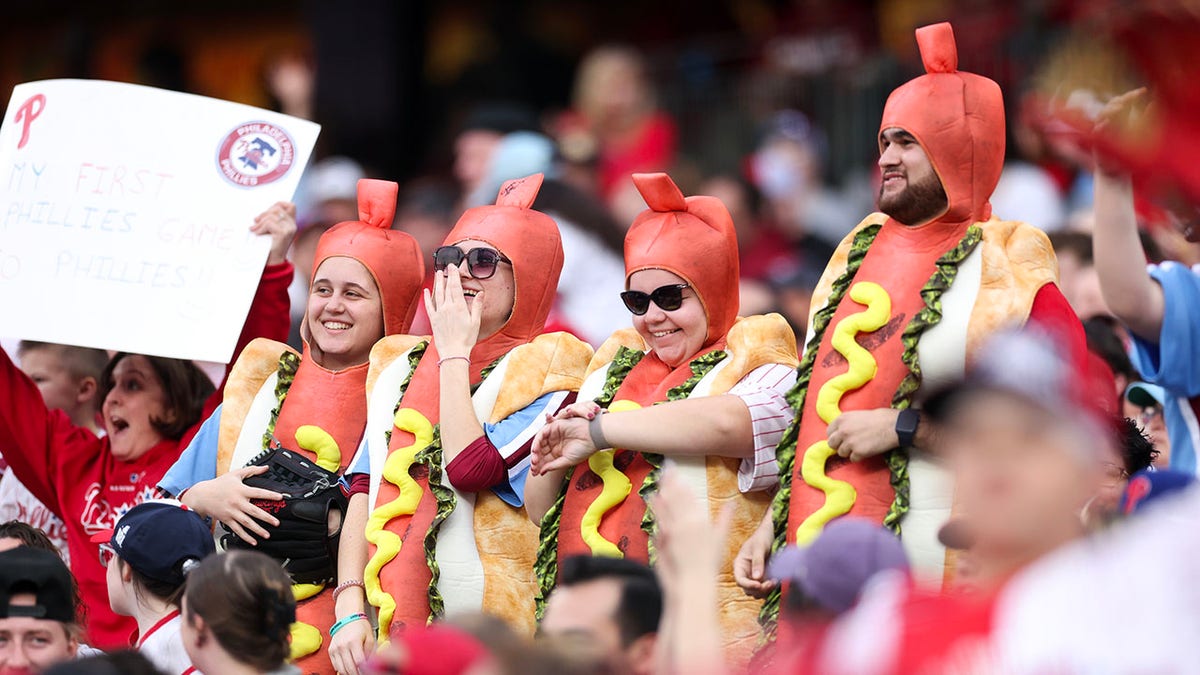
[1119,416,1159,474]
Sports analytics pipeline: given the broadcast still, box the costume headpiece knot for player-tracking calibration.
[633,172,688,212]
[916,22,958,74]
[356,179,398,229]
[495,173,544,209]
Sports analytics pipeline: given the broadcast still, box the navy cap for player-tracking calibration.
[90,501,215,586]
[1121,469,1196,515]
[0,547,76,623]
[768,518,909,614]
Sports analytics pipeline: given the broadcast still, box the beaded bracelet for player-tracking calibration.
[331,579,364,602]
[437,355,471,367]
[329,612,369,638]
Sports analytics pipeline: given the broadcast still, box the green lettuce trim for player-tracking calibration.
[884,225,982,529]
[534,346,644,619]
[639,348,729,564]
[421,354,504,622]
[260,350,301,451]
[758,222,982,636]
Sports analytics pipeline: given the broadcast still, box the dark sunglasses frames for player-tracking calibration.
[433,246,511,280]
[620,284,690,315]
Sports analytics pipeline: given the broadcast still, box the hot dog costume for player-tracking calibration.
[353,173,592,639]
[763,22,1085,624]
[160,179,425,674]
[537,173,799,665]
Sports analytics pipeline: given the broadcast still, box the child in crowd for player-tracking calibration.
[95,501,215,675]
[0,341,109,562]
[180,550,299,675]
[0,203,295,649]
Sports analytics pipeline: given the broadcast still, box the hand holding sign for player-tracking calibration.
[0,80,320,362]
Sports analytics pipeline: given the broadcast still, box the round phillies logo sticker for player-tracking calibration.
[216,121,296,187]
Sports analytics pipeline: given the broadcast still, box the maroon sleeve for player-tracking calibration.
[1027,283,1088,376]
[344,472,370,498]
[444,436,507,494]
[184,261,293,448]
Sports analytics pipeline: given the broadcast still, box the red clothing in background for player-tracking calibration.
[0,262,291,648]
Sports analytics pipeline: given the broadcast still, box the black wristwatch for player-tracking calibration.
[895,408,920,448]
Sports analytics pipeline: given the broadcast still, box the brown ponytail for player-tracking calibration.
[182,550,295,672]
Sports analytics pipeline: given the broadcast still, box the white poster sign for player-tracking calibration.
[0,79,319,362]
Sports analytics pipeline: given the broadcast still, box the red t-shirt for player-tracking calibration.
[0,262,291,648]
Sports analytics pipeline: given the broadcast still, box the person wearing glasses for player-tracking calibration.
[157,180,426,675]
[526,172,799,666]
[331,173,592,672]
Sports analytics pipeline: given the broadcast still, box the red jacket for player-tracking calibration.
[0,261,291,649]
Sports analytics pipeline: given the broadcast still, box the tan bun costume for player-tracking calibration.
[763,23,1088,629]
[538,173,799,666]
[360,173,593,639]
[207,179,425,673]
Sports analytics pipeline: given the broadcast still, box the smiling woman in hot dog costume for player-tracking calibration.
[333,173,592,668]
[158,179,425,675]
[730,22,1088,629]
[526,172,799,666]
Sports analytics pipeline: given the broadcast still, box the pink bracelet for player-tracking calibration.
[437,355,471,367]
[331,580,365,602]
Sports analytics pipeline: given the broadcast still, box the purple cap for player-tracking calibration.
[768,518,909,614]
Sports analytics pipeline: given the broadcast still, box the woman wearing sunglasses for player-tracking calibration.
[527,172,799,666]
[332,173,592,670]
[158,180,426,675]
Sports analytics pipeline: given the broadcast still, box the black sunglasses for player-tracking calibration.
[620,283,690,315]
[433,246,511,280]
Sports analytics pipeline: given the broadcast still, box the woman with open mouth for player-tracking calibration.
[526,172,800,668]
[0,203,294,650]
[331,173,592,673]
[157,179,425,675]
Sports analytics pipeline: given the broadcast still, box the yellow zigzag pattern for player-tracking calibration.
[795,281,891,544]
[363,409,434,644]
[286,425,342,660]
[580,399,641,557]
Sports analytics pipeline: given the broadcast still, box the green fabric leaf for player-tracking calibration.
[260,349,301,452]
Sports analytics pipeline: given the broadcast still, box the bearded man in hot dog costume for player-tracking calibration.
[527,172,799,667]
[160,179,425,674]
[336,174,592,660]
[734,22,1088,627]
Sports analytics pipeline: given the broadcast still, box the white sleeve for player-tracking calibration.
[726,363,797,492]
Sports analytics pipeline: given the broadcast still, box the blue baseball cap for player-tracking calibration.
[1125,382,1166,408]
[90,500,214,586]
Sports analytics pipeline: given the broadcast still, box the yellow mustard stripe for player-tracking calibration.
[580,399,641,557]
[288,582,326,659]
[289,621,323,661]
[285,424,338,661]
[795,281,892,544]
[294,425,342,472]
[364,408,435,644]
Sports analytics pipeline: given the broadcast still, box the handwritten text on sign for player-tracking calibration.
[0,80,319,362]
